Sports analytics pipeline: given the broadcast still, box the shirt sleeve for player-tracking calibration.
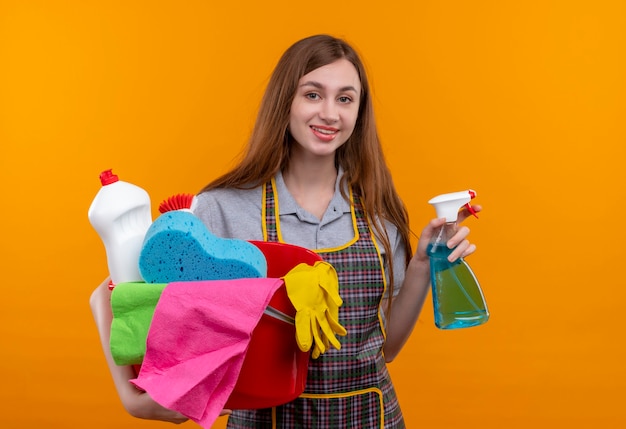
[193,187,265,240]
[375,219,408,299]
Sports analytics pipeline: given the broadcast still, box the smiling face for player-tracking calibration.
[288,59,362,161]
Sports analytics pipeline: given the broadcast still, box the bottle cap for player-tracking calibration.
[428,189,478,222]
[99,169,119,186]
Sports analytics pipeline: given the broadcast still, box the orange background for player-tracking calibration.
[1,1,625,428]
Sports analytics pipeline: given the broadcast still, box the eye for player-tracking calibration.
[338,96,352,103]
[306,92,320,100]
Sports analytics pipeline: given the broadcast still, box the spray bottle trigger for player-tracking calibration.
[464,203,479,219]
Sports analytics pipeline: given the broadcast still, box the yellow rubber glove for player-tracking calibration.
[309,285,340,359]
[283,261,347,358]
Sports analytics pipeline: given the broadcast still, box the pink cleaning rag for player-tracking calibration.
[130,278,284,428]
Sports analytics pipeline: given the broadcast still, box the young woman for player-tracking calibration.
[194,34,480,428]
[90,34,480,428]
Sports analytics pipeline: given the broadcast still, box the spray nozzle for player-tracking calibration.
[428,189,478,222]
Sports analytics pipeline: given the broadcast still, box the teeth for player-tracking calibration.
[312,127,336,135]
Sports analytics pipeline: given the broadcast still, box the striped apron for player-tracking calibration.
[226,179,405,428]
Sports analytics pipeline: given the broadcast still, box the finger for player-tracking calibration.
[294,312,313,352]
[318,318,342,350]
[319,282,343,306]
[311,317,325,354]
[416,218,447,256]
[458,204,482,223]
[448,240,477,262]
[461,243,477,258]
[422,217,447,239]
[446,225,470,249]
[311,344,321,359]
[317,331,330,355]
[326,312,347,336]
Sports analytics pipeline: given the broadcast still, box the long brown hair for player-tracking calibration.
[200,34,412,312]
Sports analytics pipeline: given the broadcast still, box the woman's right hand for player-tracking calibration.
[122,388,189,424]
[123,387,233,424]
[89,278,185,423]
[90,277,232,424]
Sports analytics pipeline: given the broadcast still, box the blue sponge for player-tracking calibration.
[139,210,267,283]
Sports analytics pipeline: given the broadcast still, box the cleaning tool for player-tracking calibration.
[428,190,489,329]
[110,241,317,413]
[139,195,267,283]
[225,241,320,409]
[283,261,347,357]
[131,278,286,429]
[158,193,195,214]
[88,169,152,285]
[109,282,167,365]
[100,191,335,424]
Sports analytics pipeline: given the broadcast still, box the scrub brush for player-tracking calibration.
[158,193,197,213]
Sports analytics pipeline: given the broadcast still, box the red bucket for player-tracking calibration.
[223,241,318,409]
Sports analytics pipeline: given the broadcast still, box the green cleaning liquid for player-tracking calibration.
[428,243,489,329]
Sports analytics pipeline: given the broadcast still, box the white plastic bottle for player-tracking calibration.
[88,169,152,285]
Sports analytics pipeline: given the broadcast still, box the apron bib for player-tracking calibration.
[227,179,405,429]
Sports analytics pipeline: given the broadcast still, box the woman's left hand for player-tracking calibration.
[414,204,482,264]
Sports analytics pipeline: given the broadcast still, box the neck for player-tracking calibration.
[283,149,338,191]
[282,154,338,220]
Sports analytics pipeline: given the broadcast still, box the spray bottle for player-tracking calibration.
[88,169,152,285]
[427,190,489,329]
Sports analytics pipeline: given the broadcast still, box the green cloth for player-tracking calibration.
[110,282,166,365]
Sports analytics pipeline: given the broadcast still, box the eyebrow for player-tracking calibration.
[299,80,359,93]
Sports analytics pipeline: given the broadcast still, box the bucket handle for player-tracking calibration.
[263,305,294,325]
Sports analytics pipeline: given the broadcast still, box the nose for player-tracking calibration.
[319,100,339,124]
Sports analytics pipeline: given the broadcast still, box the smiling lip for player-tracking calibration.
[310,125,338,142]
